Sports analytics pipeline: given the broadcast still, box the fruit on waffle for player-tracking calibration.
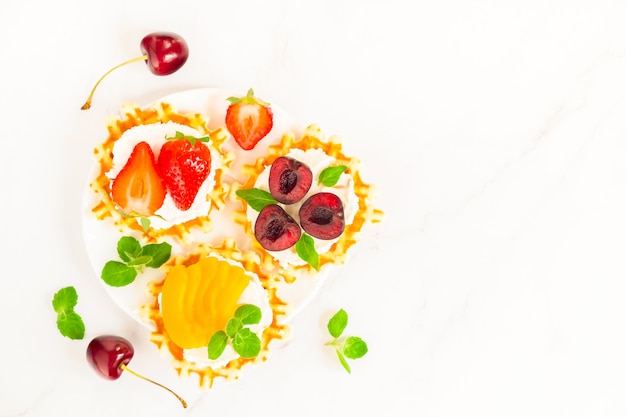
[82,88,382,389]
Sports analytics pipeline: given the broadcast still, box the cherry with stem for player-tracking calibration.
[81,32,189,110]
[86,335,187,408]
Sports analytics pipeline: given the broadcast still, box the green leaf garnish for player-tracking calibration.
[232,328,262,358]
[101,261,137,287]
[52,286,85,340]
[140,217,151,231]
[101,236,172,287]
[52,286,78,313]
[234,304,262,325]
[208,331,228,360]
[141,242,172,268]
[327,308,348,338]
[165,130,210,146]
[296,234,319,270]
[207,304,263,360]
[235,188,278,211]
[226,317,243,338]
[342,336,368,359]
[336,350,351,373]
[117,236,142,262]
[318,165,347,187]
[325,308,368,373]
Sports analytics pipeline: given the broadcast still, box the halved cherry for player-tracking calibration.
[268,156,313,204]
[254,204,301,251]
[299,192,345,240]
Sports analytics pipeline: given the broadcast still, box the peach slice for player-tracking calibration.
[161,257,250,349]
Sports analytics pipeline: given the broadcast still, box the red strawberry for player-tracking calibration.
[111,141,166,216]
[225,88,273,150]
[157,131,212,211]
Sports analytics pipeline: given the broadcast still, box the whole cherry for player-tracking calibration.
[81,32,189,110]
[86,335,187,408]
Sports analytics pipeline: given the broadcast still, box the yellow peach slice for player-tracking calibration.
[161,257,250,349]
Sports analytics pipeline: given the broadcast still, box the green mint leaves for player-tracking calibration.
[208,304,262,360]
[236,188,321,270]
[235,188,278,211]
[101,236,171,287]
[296,233,319,270]
[326,309,368,373]
[165,130,210,146]
[318,165,347,187]
[52,286,85,340]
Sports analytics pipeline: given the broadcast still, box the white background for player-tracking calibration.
[2,0,626,416]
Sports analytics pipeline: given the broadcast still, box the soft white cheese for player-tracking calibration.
[107,122,215,229]
[247,148,359,267]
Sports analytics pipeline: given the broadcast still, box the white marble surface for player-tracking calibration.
[3,0,626,415]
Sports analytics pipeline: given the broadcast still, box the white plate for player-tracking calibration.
[81,87,329,328]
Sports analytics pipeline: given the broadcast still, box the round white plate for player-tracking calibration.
[81,87,329,327]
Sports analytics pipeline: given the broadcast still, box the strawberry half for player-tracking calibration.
[157,131,212,211]
[111,141,166,217]
[225,88,274,151]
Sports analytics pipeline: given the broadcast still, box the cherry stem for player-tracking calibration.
[119,363,187,408]
[80,55,148,110]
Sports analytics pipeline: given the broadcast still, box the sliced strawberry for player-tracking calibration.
[225,88,274,151]
[111,141,166,217]
[157,132,212,211]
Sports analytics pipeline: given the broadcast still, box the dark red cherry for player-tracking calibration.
[140,32,189,75]
[299,192,345,240]
[268,156,313,204]
[86,335,133,380]
[254,204,301,251]
[86,335,187,408]
[81,32,189,110]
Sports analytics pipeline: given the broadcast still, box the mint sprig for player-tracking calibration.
[325,309,368,373]
[208,304,263,360]
[318,165,347,187]
[235,188,278,211]
[296,233,319,270]
[101,236,172,287]
[165,130,210,146]
[52,286,85,340]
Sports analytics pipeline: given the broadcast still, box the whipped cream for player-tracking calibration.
[247,148,359,267]
[107,122,216,229]
[179,255,274,368]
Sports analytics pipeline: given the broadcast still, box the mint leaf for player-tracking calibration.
[52,286,85,340]
[126,255,153,268]
[226,317,243,338]
[235,188,278,211]
[326,308,367,373]
[140,217,151,231]
[234,304,262,325]
[141,242,172,268]
[342,336,368,359]
[207,305,264,360]
[57,311,85,340]
[102,236,172,287]
[208,331,228,360]
[336,350,351,373]
[296,234,319,270]
[52,286,78,313]
[101,260,137,287]
[117,236,141,262]
[327,308,348,338]
[319,165,347,187]
[232,328,261,358]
